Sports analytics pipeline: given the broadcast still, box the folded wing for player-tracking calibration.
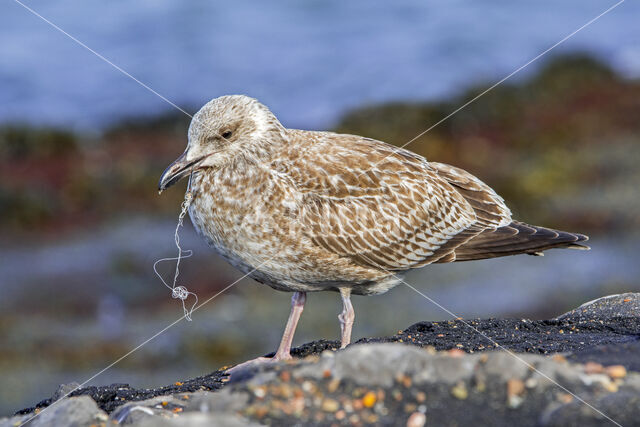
[277,131,586,271]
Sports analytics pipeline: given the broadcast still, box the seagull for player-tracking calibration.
[158,95,589,368]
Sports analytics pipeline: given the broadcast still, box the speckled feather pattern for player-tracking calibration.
[182,96,586,296]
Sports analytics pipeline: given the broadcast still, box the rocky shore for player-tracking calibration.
[5,293,640,426]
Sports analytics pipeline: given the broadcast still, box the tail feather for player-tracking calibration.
[448,221,589,262]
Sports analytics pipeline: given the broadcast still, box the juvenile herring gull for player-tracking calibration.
[158,95,589,367]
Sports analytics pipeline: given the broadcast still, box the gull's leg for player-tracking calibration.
[226,291,306,373]
[274,291,306,360]
[338,288,354,348]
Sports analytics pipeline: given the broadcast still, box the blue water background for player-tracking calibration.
[1,0,638,131]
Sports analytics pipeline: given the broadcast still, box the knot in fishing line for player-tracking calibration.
[172,285,190,300]
[180,191,193,213]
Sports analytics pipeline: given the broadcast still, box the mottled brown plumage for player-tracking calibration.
[159,95,589,367]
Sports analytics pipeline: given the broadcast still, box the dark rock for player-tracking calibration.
[15,374,228,416]
[52,382,81,402]
[10,293,640,426]
[556,293,640,321]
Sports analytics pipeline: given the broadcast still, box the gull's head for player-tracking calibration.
[159,95,285,192]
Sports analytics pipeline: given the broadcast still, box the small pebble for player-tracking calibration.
[321,398,339,412]
[584,362,604,374]
[605,365,627,379]
[253,386,266,398]
[407,411,426,427]
[366,414,379,423]
[353,399,364,410]
[398,374,412,388]
[280,371,291,382]
[552,354,567,363]
[328,378,341,393]
[424,346,437,355]
[362,391,377,408]
[507,379,525,398]
[448,348,465,358]
[451,383,468,400]
[558,393,573,404]
[255,406,268,419]
[336,402,350,415]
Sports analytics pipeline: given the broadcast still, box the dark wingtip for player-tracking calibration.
[570,232,589,250]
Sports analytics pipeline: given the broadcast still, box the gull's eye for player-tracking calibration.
[221,131,232,139]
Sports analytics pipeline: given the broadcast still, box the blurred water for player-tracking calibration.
[1,0,639,131]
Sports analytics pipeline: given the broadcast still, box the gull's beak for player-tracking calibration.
[158,152,203,193]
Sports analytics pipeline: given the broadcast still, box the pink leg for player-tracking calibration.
[338,288,354,348]
[226,291,306,373]
[274,291,306,359]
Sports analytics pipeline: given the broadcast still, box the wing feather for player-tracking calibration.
[275,131,483,270]
[428,162,512,228]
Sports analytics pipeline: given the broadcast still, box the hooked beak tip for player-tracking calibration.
[158,153,204,192]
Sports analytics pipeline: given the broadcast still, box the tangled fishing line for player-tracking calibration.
[154,173,198,321]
